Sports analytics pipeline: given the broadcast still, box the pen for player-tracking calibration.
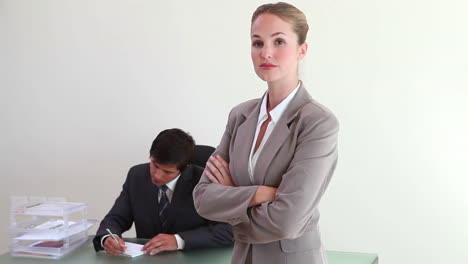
[106,228,119,244]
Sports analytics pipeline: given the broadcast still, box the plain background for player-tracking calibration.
[1,0,467,263]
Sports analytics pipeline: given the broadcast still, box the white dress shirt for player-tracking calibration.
[160,173,181,203]
[101,173,186,250]
[248,82,300,183]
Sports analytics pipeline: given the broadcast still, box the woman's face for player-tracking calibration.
[251,13,307,84]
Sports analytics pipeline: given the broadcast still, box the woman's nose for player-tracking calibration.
[260,45,273,59]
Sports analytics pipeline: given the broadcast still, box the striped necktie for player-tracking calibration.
[158,185,169,228]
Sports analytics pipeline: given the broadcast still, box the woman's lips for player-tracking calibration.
[260,63,277,69]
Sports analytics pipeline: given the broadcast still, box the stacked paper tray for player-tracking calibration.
[9,231,89,259]
[8,200,95,259]
[12,202,87,216]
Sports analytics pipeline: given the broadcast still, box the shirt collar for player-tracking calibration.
[165,173,181,191]
[258,81,301,124]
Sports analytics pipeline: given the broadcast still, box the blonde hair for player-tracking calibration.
[251,2,309,45]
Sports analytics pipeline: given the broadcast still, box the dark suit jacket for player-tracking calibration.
[93,163,233,251]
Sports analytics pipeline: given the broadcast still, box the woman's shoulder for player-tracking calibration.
[295,98,339,132]
[303,98,336,118]
[228,98,261,118]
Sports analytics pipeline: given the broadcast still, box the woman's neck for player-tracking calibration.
[266,77,299,111]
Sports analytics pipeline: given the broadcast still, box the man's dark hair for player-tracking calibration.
[150,128,195,171]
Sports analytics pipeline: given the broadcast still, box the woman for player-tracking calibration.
[193,2,339,264]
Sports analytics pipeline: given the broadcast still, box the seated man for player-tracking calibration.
[93,128,233,255]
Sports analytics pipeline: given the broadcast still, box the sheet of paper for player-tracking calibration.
[15,220,93,240]
[121,242,144,258]
[28,220,72,230]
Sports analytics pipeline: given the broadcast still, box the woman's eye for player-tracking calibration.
[275,39,285,45]
[252,41,263,47]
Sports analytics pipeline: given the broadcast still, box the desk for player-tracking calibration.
[0,238,378,264]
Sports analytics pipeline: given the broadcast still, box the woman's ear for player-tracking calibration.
[298,42,308,60]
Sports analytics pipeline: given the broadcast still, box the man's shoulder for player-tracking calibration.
[181,164,205,184]
[126,163,150,179]
[185,164,204,177]
[129,162,149,171]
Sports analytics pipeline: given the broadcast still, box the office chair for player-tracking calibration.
[190,145,215,168]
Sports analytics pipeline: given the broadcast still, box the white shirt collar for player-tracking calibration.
[165,173,181,191]
[258,81,301,124]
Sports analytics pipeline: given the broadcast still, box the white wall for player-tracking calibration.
[1,0,467,263]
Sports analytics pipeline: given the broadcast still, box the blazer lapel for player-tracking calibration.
[254,84,313,184]
[231,99,262,187]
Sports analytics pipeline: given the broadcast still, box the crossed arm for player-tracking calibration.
[193,111,339,244]
[205,155,277,207]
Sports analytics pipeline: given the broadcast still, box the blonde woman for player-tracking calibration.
[194,2,339,264]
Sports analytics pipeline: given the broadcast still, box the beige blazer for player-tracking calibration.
[193,84,339,264]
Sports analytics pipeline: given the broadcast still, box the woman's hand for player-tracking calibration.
[206,155,235,186]
[249,186,277,207]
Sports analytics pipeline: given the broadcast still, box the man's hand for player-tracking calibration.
[206,155,235,186]
[142,234,178,255]
[103,235,126,256]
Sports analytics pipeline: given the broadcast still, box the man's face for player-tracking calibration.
[149,157,181,186]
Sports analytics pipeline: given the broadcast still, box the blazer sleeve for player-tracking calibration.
[178,166,234,249]
[92,169,135,251]
[193,108,259,226]
[233,112,339,244]
[178,221,234,249]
